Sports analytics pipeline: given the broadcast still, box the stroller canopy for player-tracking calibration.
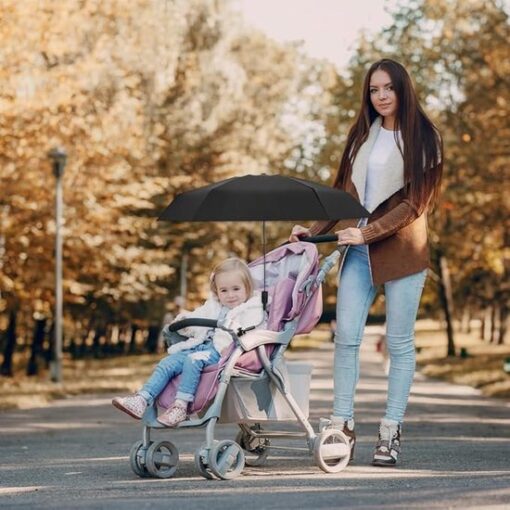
[249,242,323,334]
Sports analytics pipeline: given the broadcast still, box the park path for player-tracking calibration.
[1,328,509,509]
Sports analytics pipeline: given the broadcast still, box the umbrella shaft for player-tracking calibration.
[262,221,266,310]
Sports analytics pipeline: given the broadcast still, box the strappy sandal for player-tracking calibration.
[157,403,188,427]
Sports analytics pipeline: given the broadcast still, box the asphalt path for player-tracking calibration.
[1,330,509,509]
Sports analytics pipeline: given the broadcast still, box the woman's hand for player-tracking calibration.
[335,227,365,245]
[289,224,311,242]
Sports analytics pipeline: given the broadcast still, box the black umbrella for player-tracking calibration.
[159,174,369,309]
[159,174,367,222]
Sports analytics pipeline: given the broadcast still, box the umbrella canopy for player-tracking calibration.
[159,174,368,222]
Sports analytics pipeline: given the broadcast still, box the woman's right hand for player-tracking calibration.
[289,224,311,242]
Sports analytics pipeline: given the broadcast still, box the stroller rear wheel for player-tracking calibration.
[314,428,351,473]
[129,440,152,478]
[235,424,270,467]
[209,440,245,480]
[145,440,179,478]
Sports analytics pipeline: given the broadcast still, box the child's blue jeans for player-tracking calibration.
[333,244,427,424]
[138,341,221,405]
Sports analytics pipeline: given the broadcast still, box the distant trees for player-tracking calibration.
[0,0,323,370]
[0,0,507,373]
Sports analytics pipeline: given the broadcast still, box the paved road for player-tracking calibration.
[1,330,509,509]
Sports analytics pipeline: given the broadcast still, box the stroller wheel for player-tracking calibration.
[314,428,351,473]
[209,440,245,480]
[129,440,152,478]
[145,441,179,478]
[194,443,215,480]
[235,425,270,467]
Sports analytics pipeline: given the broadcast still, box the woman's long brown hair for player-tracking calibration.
[334,59,443,212]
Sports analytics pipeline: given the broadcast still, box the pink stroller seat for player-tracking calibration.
[157,344,274,412]
[157,241,322,413]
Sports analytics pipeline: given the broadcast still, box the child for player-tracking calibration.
[112,257,265,427]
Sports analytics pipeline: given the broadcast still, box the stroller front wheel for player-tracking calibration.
[314,429,351,473]
[145,440,179,478]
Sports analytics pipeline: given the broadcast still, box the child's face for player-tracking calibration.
[215,270,248,309]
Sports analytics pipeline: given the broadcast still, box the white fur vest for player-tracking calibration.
[167,292,266,355]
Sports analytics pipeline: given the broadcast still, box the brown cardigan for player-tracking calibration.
[309,118,430,285]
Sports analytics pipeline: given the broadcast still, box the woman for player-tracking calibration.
[290,59,442,467]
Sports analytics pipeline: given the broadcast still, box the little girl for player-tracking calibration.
[112,257,265,427]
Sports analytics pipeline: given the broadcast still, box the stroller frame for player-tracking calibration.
[128,247,351,480]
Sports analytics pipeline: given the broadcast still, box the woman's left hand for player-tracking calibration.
[335,227,365,246]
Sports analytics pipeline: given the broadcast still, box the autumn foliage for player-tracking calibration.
[0,0,508,375]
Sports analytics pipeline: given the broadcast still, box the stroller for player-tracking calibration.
[127,241,351,480]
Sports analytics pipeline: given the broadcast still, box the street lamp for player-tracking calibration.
[48,147,67,383]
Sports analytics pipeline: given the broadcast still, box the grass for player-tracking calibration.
[0,353,162,410]
[414,322,510,399]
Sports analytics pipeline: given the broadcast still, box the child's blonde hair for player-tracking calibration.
[210,257,254,298]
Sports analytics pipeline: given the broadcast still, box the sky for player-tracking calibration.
[234,0,398,70]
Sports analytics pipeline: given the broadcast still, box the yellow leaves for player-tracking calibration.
[0,0,322,321]
[0,274,14,293]
[79,233,105,248]
[496,96,507,108]
[153,122,166,136]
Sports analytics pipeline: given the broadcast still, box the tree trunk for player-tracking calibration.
[27,317,47,376]
[490,305,498,343]
[116,326,127,355]
[498,304,508,345]
[69,336,78,358]
[480,311,486,340]
[146,325,160,354]
[0,310,17,377]
[92,325,106,358]
[78,330,89,358]
[45,321,55,367]
[128,324,139,354]
[437,253,456,357]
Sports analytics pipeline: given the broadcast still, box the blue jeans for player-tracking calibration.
[139,341,221,405]
[333,244,427,424]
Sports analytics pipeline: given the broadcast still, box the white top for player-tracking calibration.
[360,126,401,226]
[365,126,401,211]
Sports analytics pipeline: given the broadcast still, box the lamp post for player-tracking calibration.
[48,147,67,383]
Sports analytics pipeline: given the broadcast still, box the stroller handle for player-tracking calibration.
[167,318,219,332]
[301,234,338,244]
